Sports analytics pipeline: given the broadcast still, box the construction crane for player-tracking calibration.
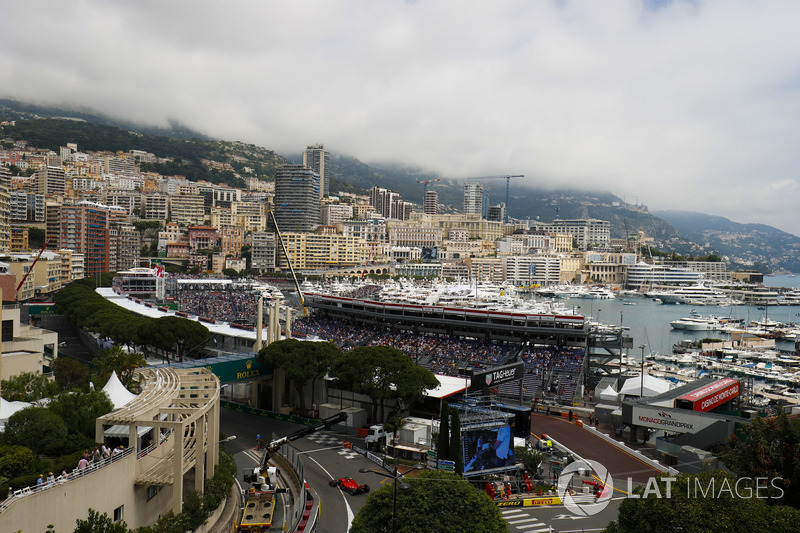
[463,175,524,223]
[16,236,53,302]
[416,178,441,195]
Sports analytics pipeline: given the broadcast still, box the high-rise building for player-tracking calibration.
[303,144,330,198]
[251,232,277,272]
[424,190,439,215]
[274,165,320,232]
[463,183,483,215]
[369,187,413,221]
[0,165,10,253]
[36,166,66,196]
[59,201,111,276]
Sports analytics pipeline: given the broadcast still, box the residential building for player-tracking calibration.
[274,165,320,232]
[0,165,9,253]
[219,226,244,257]
[251,232,277,272]
[187,226,218,252]
[35,165,66,196]
[169,194,205,226]
[463,183,483,216]
[387,223,442,248]
[58,248,85,284]
[157,223,185,251]
[59,201,112,276]
[321,203,353,226]
[45,201,62,249]
[277,233,365,270]
[369,187,414,221]
[110,222,141,272]
[10,227,28,252]
[144,193,169,220]
[303,144,330,198]
[530,219,611,250]
[423,190,439,215]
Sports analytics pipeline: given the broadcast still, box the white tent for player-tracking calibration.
[0,397,31,421]
[102,371,137,409]
[597,384,619,402]
[619,374,672,398]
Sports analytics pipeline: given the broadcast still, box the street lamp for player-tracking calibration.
[359,464,424,533]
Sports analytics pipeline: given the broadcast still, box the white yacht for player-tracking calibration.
[647,282,731,305]
[583,286,616,299]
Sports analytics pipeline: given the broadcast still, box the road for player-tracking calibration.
[219,407,626,532]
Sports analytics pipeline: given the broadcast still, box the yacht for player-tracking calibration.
[583,286,616,299]
[647,282,731,305]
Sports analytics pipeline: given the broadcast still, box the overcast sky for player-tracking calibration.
[2,1,800,236]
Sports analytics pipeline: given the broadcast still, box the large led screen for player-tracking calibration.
[462,426,516,473]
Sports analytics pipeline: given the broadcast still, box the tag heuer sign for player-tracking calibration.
[470,362,524,391]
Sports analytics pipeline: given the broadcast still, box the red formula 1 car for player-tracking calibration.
[329,477,370,495]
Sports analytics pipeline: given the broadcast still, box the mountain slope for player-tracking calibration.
[654,210,800,272]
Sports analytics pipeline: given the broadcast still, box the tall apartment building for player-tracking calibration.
[0,165,10,253]
[45,201,62,249]
[424,190,439,215]
[36,165,66,196]
[274,165,320,233]
[303,144,330,198]
[463,183,484,215]
[369,187,413,221]
[144,193,170,220]
[110,222,141,272]
[170,194,205,226]
[251,232,277,272]
[59,202,111,276]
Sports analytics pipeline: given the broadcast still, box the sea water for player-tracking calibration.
[554,291,800,363]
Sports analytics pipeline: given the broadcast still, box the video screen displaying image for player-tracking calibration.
[462,426,516,473]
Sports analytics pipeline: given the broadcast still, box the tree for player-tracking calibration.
[257,339,342,415]
[150,316,210,360]
[52,357,92,392]
[514,447,544,475]
[605,470,800,533]
[0,371,57,401]
[47,390,114,441]
[384,415,407,450]
[449,407,463,475]
[92,345,147,388]
[722,409,800,507]
[0,445,36,479]
[438,400,450,461]
[351,469,506,533]
[2,407,69,456]
[74,508,131,533]
[332,346,439,423]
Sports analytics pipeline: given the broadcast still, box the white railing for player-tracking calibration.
[0,446,135,513]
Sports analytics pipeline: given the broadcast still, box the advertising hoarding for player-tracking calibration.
[675,378,740,412]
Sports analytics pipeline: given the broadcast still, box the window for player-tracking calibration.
[113,505,124,522]
[2,320,12,342]
[146,485,160,501]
